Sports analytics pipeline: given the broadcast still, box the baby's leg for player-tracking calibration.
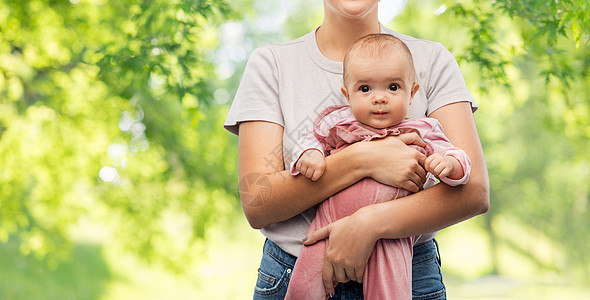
[363,237,415,300]
[285,238,328,300]
[285,204,334,300]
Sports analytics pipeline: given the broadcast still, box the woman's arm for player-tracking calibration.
[304,102,490,294]
[238,120,429,229]
[364,102,489,234]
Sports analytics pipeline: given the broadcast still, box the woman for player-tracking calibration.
[224,1,489,298]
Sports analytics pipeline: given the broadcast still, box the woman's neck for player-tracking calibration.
[316,12,380,62]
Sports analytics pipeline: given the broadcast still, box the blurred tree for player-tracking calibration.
[0,0,244,271]
[2,0,589,287]
[391,0,590,283]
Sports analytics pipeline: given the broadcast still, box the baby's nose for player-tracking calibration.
[372,94,388,104]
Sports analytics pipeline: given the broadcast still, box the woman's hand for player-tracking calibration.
[351,132,428,192]
[303,207,378,296]
[304,208,377,295]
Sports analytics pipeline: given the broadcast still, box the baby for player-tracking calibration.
[285,34,471,299]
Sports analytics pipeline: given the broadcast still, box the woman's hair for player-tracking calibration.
[343,33,416,84]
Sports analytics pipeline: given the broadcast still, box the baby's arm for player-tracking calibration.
[290,126,327,181]
[421,118,471,186]
[425,153,464,181]
[295,149,326,181]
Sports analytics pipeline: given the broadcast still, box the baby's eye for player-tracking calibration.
[389,84,399,91]
[359,85,370,93]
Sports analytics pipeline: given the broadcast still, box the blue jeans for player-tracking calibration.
[253,238,446,299]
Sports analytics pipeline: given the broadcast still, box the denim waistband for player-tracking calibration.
[413,238,442,267]
[263,238,297,268]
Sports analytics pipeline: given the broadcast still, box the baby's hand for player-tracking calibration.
[295,149,326,181]
[424,153,456,179]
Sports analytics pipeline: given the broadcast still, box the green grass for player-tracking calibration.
[0,238,110,300]
[437,217,590,299]
[445,274,590,299]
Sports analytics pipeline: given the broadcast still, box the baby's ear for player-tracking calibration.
[410,82,420,99]
[341,86,350,102]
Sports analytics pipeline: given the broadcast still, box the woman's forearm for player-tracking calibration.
[238,121,367,229]
[244,151,367,229]
[358,172,489,241]
[358,101,490,240]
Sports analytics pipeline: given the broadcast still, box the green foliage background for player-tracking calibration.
[0,0,589,298]
[0,0,241,269]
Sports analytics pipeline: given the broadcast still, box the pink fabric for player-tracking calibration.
[286,105,470,300]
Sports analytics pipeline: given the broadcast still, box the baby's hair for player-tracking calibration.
[343,33,416,85]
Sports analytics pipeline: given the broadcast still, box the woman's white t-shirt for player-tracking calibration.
[224,24,476,257]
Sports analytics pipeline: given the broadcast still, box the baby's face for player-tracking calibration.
[342,54,417,129]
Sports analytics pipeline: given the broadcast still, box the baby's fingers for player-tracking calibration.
[437,166,451,178]
[424,156,433,173]
[425,155,440,173]
[311,168,324,181]
[297,162,313,179]
[303,167,316,180]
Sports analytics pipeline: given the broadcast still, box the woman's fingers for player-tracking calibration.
[317,214,377,294]
[355,265,365,283]
[361,136,428,189]
[333,265,348,284]
[346,265,363,283]
[303,224,331,245]
[415,153,428,183]
[322,259,336,297]
[343,266,356,283]
[398,154,427,192]
[398,132,427,147]
[405,171,424,193]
